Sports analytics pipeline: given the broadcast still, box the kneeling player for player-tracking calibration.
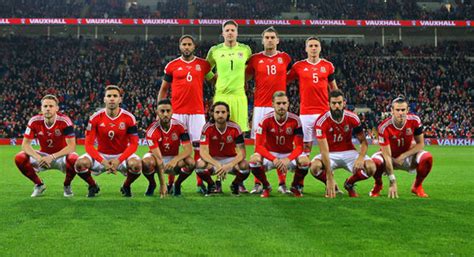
[14,95,78,197]
[249,91,309,198]
[142,99,195,197]
[195,102,249,196]
[370,96,433,198]
[310,90,376,198]
[74,85,141,197]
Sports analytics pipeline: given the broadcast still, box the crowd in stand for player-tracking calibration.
[0,0,471,20]
[1,36,471,140]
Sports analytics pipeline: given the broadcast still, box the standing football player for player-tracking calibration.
[158,35,211,194]
[246,26,292,194]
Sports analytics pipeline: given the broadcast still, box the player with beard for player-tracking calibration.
[142,99,195,197]
[249,91,309,198]
[195,102,249,196]
[370,96,433,198]
[75,85,141,197]
[158,35,211,194]
[307,90,376,198]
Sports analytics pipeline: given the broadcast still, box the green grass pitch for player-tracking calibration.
[0,145,472,256]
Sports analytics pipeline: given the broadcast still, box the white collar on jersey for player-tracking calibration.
[44,114,58,129]
[329,111,345,125]
[179,56,196,63]
[105,108,122,120]
[216,123,228,135]
[391,117,407,131]
[273,113,288,126]
[305,58,322,65]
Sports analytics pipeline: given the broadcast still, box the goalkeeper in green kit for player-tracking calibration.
[206,20,252,132]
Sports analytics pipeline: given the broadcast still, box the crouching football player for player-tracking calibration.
[15,95,78,197]
[195,102,249,196]
[142,99,195,197]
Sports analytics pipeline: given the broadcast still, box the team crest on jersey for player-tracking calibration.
[320,67,326,73]
[286,127,293,135]
[196,64,201,71]
[406,128,413,136]
[344,125,350,132]
[54,129,61,136]
[277,57,283,64]
[172,133,178,141]
[226,135,233,143]
[119,122,126,130]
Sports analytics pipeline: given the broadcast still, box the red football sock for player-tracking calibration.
[346,169,369,185]
[277,168,287,185]
[168,174,175,185]
[414,152,433,188]
[312,170,327,184]
[372,157,384,186]
[254,176,262,185]
[123,171,140,187]
[233,170,250,185]
[175,168,192,186]
[292,168,308,187]
[251,166,270,188]
[64,154,78,186]
[15,152,42,185]
[194,149,203,186]
[197,169,214,185]
[143,172,156,187]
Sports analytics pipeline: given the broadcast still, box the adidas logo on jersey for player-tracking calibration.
[304,68,309,71]
[38,131,44,136]
[258,60,264,63]
[178,67,183,70]
[100,123,106,127]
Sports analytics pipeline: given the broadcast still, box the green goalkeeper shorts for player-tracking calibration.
[214,94,249,132]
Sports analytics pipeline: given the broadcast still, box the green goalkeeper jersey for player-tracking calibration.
[206,42,252,96]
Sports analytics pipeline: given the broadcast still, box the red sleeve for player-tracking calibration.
[255,121,276,161]
[145,132,160,150]
[200,127,210,145]
[118,134,138,163]
[203,60,211,75]
[118,118,139,162]
[24,123,35,139]
[85,119,104,163]
[245,56,254,75]
[329,62,335,75]
[287,135,303,161]
[284,53,292,66]
[378,126,390,146]
[287,64,297,82]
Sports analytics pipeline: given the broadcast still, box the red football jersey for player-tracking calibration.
[246,51,292,107]
[163,57,211,114]
[315,110,362,152]
[378,114,423,158]
[145,118,190,156]
[256,112,303,154]
[287,59,335,114]
[200,121,244,158]
[86,108,138,155]
[24,113,75,154]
